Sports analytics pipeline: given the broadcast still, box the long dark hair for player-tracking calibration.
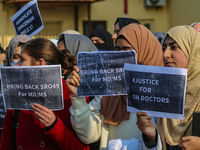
[22,38,76,74]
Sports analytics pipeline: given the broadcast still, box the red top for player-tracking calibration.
[0,79,90,150]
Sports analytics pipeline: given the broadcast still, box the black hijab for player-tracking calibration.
[114,17,140,29]
[90,28,114,51]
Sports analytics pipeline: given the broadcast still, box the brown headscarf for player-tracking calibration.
[157,26,200,149]
[100,23,163,125]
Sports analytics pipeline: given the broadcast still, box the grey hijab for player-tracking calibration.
[60,34,98,57]
[5,35,32,66]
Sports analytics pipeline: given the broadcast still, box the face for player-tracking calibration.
[112,23,120,43]
[115,38,133,51]
[18,52,36,66]
[13,46,22,61]
[57,41,65,50]
[163,36,188,68]
[0,53,5,66]
[91,36,104,44]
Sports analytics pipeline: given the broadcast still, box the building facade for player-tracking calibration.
[0,0,199,48]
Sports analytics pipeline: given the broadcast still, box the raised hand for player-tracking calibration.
[136,112,156,143]
[66,65,80,97]
[179,136,200,150]
[32,103,56,127]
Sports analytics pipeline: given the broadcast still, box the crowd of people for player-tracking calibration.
[0,17,199,150]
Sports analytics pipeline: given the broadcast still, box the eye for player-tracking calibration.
[170,45,178,50]
[162,44,166,51]
[123,48,129,50]
[114,46,120,51]
[162,46,166,51]
[13,54,21,59]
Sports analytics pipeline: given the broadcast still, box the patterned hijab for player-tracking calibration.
[100,23,163,125]
[157,25,200,149]
[5,35,32,66]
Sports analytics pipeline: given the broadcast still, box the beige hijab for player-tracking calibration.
[157,25,200,149]
[100,23,163,125]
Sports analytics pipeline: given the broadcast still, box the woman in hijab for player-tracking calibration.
[137,25,200,150]
[4,34,32,66]
[66,23,163,150]
[89,28,114,51]
[112,17,140,43]
[57,34,98,79]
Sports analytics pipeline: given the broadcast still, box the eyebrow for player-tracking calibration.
[115,46,132,49]
[163,41,177,46]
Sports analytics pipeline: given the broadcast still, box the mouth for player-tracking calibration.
[165,62,175,67]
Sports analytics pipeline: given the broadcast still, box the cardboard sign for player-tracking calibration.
[0,94,6,129]
[11,0,43,36]
[1,65,63,110]
[77,50,137,96]
[124,63,187,119]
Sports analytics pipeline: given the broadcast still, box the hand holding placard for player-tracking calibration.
[77,50,137,96]
[66,66,80,97]
[136,112,156,143]
[32,103,56,127]
[1,65,63,110]
[125,63,187,119]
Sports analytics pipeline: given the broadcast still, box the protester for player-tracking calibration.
[57,34,98,80]
[0,46,5,66]
[137,25,200,150]
[89,28,114,50]
[112,17,140,43]
[57,33,99,149]
[0,38,89,150]
[56,30,81,40]
[66,23,163,150]
[4,35,32,66]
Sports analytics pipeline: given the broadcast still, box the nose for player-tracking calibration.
[163,46,171,59]
[112,33,117,43]
[92,40,97,44]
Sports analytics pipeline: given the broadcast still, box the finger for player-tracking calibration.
[136,112,148,119]
[71,75,80,86]
[148,116,152,120]
[32,103,51,115]
[70,70,80,81]
[34,110,47,121]
[181,136,191,143]
[179,141,189,149]
[32,104,50,118]
[138,120,149,128]
[33,103,50,112]
[137,115,150,124]
[37,117,46,125]
[138,121,149,132]
[137,117,150,127]
[67,76,80,87]
[73,66,79,72]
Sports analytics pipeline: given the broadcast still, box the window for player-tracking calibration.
[138,19,154,31]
